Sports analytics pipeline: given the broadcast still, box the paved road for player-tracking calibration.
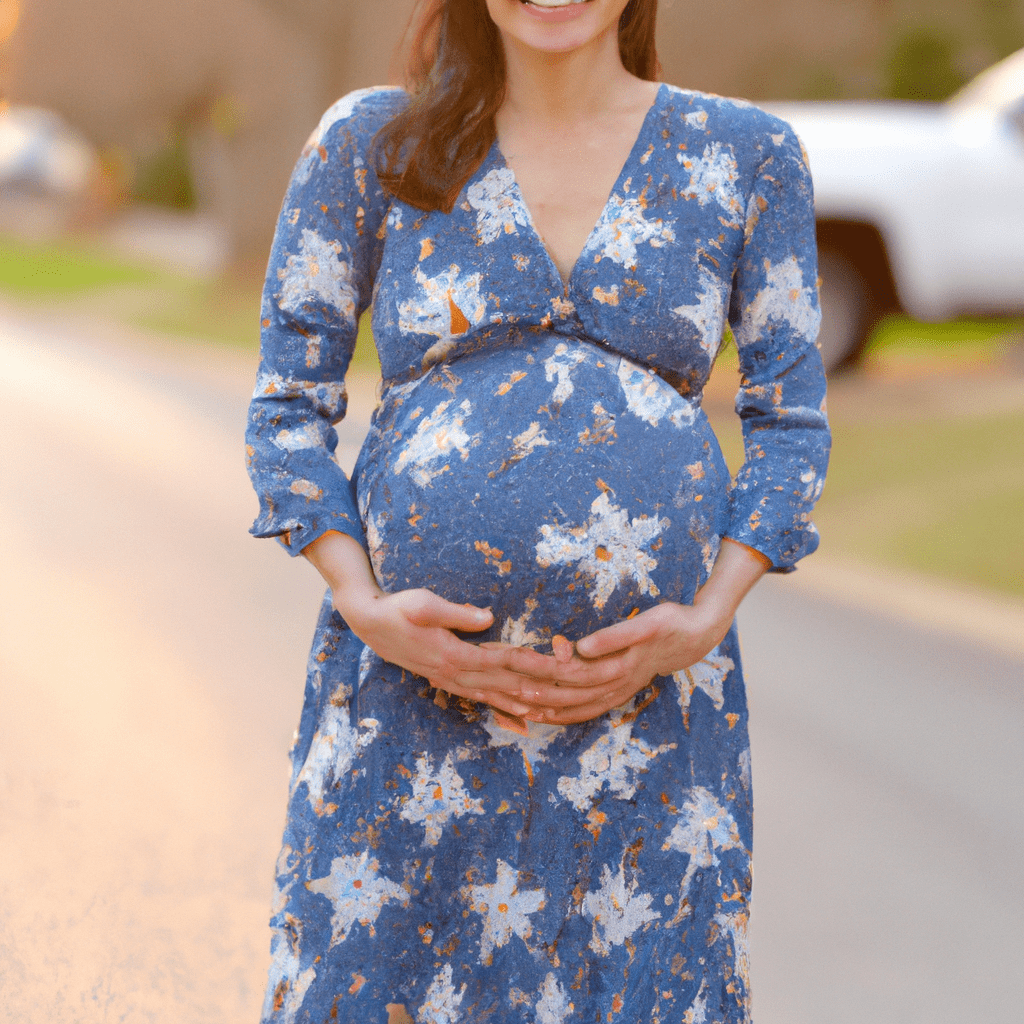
[1,310,1020,1023]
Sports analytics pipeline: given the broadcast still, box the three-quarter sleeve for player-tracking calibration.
[245,89,400,556]
[725,124,831,571]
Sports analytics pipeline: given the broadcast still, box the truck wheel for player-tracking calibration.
[816,244,877,372]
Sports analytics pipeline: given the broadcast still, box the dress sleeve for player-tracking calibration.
[245,91,394,556]
[725,124,831,572]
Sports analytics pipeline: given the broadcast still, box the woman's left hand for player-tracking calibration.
[506,601,731,725]
[498,538,771,725]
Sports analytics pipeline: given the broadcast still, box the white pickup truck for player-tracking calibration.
[767,48,1024,370]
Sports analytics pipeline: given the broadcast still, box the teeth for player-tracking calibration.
[523,0,590,7]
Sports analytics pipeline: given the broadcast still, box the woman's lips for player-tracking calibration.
[518,0,594,20]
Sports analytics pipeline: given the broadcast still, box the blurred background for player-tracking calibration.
[0,1,1021,1022]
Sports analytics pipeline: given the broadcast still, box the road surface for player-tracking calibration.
[1,307,1021,1023]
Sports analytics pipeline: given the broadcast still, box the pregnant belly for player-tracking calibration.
[355,334,730,644]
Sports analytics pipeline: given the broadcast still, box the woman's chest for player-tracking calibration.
[369,143,749,393]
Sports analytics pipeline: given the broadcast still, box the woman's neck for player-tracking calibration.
[498,25,639,128]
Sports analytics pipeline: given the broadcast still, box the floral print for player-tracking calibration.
[247,83,829,1023]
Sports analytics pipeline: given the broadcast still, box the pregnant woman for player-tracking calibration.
[246,0,830,1020]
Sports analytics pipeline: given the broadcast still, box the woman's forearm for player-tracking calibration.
[302,530,382,614]
[692,537,771,634]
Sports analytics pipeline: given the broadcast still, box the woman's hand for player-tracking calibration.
[303,530,548,719]
[506,539,771,725]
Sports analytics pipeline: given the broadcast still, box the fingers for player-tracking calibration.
[519,678,627,709]
[498,646,628,687]
[532,685,637,725]
[575,615,652,659]
[402,591,494,632]
[439,678,535,719]
[552,634,574,664]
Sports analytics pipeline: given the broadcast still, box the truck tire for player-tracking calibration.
[815,243,878,372]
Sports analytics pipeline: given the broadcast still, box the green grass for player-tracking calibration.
[0,235,159,294]
[816,411,1024,597]
[0,232,382,372]
[866,314,1021,356]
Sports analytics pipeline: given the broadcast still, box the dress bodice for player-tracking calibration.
[246,84,830,572]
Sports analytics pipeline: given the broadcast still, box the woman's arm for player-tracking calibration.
[247,90,403,557]
[502,538,769,725]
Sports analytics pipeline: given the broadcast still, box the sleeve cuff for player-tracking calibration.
[250,509,367,557]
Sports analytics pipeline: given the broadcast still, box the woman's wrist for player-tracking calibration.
[691,538,770,629]
[302,530,383,609]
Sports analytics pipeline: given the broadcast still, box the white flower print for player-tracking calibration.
[462,859,546,964]
[483,713,564,764]
[714,910,751,1005]
[365,511,388,578]
[277,228,357,324]
[534,972,574,1023]
[582,860,661,956]
[292,682,380,814]
[417,964,467,1024]
[398,264,488,368]
[679,141,742,219]
[262,932,316,1024]
[662,787,745,905]
[252,370,347,419]
[543,342,588,406]
[738,747,752,791]
[498,598,545,649]
[305,87,395,149]
[683,109,709,130]
[508,421,552,464]
[392,398,480,487]
[397,751,485,846]
[587,194,675,269]
[468,167,530,243]
[556,704,675,811]
[272,418,332,453]
[682,981,709,1024]
[305,851,409,946]
[671,263,729,356]
[616,358,697,428]
[398,264,487,339]
[801,465,826,502]
[673,648,734,728]
[733,254,821,349]
[535,492,669,611]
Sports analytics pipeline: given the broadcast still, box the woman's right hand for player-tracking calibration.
[303,530,542,718]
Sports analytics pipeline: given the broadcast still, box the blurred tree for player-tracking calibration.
[884,25,969,100]
[2,0,1022,260]
[978,0,1024,58]
[131,127,195,210]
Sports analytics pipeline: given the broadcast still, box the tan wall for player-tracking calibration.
[3,0,1021,258]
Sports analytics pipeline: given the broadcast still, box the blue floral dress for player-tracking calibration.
[246,83,829,1024]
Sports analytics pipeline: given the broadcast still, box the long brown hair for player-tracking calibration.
[371,0,661,213]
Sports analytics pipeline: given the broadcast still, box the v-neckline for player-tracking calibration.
[494,82,665,291]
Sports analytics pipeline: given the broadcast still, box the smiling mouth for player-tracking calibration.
[519,0,593,7]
